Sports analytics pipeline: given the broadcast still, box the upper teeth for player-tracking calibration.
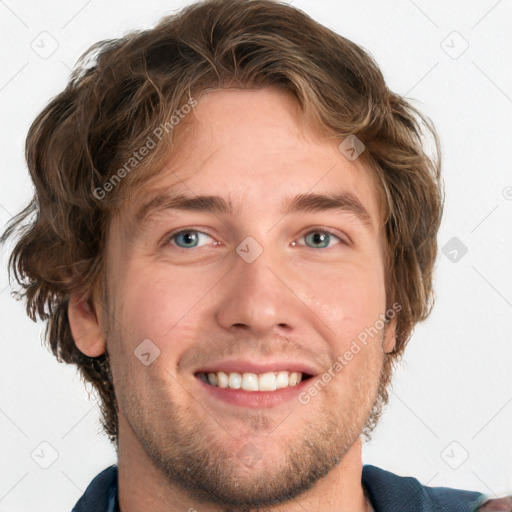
[202,371,303,391]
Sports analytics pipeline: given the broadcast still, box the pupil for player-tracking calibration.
[180,232,197,246]
[311,232,327,247]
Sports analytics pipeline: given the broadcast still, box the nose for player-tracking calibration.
[214,245,306,337]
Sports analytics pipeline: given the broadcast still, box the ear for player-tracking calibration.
[68,294,106,357]
[382,315,397,354]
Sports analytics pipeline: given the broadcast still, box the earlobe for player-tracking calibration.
[68,294,106,357]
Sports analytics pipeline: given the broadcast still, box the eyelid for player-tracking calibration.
[163,226,350,250]
[164,227,217,248]
[296,226,350,246]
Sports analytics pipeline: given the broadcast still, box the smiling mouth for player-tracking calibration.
[195,371,313,392]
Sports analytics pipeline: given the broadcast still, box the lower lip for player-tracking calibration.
[196,377,313,408]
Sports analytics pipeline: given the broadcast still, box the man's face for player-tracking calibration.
[102,88,395,508]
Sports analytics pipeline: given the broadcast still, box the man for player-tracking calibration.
[2,0,509,510]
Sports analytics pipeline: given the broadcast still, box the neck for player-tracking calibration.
[117,413,370,512]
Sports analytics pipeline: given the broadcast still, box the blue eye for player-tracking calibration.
[301,231,342,249]
[167,229,344,250]
[171,230,212,248]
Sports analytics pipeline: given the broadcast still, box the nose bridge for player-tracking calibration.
[214,241,303,334]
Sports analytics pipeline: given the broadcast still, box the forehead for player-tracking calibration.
[120,88,385,231]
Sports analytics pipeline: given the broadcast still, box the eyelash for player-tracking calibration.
[164,228,347,250]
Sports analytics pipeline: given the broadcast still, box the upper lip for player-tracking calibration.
[194,359,319,376]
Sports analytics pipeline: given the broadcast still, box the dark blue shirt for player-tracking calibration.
[72,464,500,511]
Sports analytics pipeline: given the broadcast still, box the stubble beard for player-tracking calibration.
[116,353,387,511]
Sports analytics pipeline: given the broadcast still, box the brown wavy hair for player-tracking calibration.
[1,0,443,448]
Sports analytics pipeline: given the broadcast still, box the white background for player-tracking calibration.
[0,1,511,511]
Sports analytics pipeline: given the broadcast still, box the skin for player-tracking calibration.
[68,87,396,512]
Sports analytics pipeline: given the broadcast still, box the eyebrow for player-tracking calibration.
[134,191,372,228]
[283,192,372,227]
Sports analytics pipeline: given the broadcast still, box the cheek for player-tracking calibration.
[115,261,219,347]
[303,259,386,337]
[107,268,208,396]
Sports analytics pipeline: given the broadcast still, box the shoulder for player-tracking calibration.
[69,463,511,512]
[362,464,500,512]
[71,464,118,512]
